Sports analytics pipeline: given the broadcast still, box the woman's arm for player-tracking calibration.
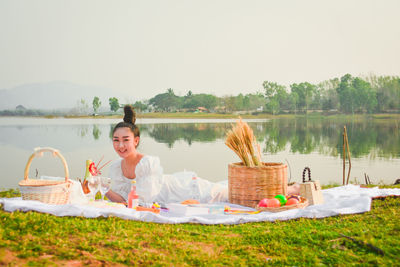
[106,189,126,203]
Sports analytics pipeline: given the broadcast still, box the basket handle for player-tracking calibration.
[23,147,69,182]
[302,167,311,183]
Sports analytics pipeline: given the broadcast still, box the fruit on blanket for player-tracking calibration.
[135,206,160,214]
[285,198,299,206]
[181,199,200,205]
[287,194,301,201]
[258,198,280,208]
[274,194,287,206]
[258,198,269,207]
[266,198,281,208]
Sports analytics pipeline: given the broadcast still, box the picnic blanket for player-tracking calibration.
[1,185,399,225]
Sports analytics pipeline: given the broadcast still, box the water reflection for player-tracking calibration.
[92,124,101,140]
[74,118,400,159]
[261,117,399,159]
[1,117,399,189]
[77,125,89,138]
[145,123,228,148]
[137,119,398,159]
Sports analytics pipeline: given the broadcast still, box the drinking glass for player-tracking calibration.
[99,177,111,201]
[87,176,99,201]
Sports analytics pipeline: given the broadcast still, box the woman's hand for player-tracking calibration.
[106,190,126,203]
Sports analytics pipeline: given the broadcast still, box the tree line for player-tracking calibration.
[87,88,266,114]
[1,73,398,116]
[109,73,398,115]
[263,74,400,114]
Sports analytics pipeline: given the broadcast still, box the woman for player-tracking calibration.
[105,105,228,205]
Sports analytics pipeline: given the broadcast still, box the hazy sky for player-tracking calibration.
[1,0,399,100]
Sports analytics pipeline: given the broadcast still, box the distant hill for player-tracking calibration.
[0,81,126,110]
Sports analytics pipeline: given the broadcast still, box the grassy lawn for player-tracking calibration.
[0,188,399,266]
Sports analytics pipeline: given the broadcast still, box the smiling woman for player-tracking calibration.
[106,105,229,205]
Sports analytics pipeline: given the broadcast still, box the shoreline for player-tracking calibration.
[0,113,399,120]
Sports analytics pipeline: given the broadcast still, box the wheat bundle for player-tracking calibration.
[225,118,262,167]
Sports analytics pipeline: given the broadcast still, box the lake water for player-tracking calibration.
[0,116,399,189]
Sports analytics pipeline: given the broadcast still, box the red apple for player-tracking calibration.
[286,198,300,206]
[258,198,269,207]
[266,198,281,208]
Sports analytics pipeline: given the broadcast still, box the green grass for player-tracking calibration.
[0,188,399,266]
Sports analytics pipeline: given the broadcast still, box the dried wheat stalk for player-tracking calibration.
[225,118,262,167]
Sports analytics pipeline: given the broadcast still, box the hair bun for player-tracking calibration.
[123,105,136,124]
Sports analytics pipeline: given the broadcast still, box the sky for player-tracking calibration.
[1,0,399,100]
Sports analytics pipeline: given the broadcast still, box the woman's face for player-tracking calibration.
[112,127,140,158]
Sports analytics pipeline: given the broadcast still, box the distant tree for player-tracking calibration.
[336,74,376,113]
[167,88,175,95]
[132,101,148,112]
[109,97,120,112]
[336,74,357,113]
[183,91,199,109]
[244,93,266,111]
[263,81,288,114]
[353,77,377,113]
[289,92,299,114]
[197,94,218,110]
[366,74,400,112]
[92,96,101,113]
[318,78,339,111]
[234,94,245,111]
[149,89,181,112]
[15,105,27,110]
[290,82,316,113]
[74,98,89,115]
[223,96,236,113]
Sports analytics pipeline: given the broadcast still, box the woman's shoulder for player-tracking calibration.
[140,155,160,164]
[139,155,161,169]
[137,155,163,175]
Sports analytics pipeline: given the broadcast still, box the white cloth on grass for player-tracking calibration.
[1,185,400,225]
[109,156,228,204]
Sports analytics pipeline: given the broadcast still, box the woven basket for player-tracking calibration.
[228,162,288,208]
[256,197,309,213]
[18,147,71,205]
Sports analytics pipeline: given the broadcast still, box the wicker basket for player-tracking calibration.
[18,147,71,205]
[256,197,309,213]
[228,162,288,208]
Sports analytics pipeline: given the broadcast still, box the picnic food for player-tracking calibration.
[258,198,280,208]
[286,198,300,205]
[256,195,309,212]
[135,206,160,214]
[274,194,287,206]
[287,194,301,201]
[181,199,200,205]
[267,198,281,208]
[258,198,269,207]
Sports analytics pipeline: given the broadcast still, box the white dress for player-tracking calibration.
[108,155,228,204]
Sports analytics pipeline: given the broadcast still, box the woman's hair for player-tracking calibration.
[113,105,140,143]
